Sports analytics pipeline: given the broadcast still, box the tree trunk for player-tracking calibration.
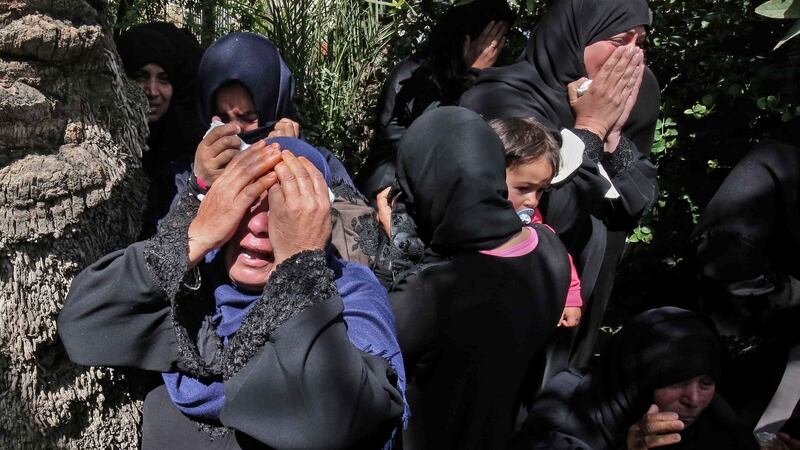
[0,0,149,447]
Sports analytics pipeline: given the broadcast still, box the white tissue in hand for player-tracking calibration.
[204,119,250,151]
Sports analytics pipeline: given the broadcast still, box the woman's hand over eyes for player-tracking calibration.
[570,44,643,141]
[268,150,332,266]
[463,20,508,70]
[627,404,684,449]
[188,142,281,267]
[194,116,243,187]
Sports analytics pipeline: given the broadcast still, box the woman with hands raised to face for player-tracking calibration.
[58,138,406,449]
[192,32,355,191]
[460,0,659,369]
[511,307,758,450]
[356,0,515,200]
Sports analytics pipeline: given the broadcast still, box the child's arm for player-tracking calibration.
[558,253,583,328]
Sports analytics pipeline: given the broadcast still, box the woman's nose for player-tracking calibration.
[680,384,701,408]
[247,200,270,236]
[142,78,158,98]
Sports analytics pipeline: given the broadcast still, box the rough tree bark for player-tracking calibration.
[0,0,149,447]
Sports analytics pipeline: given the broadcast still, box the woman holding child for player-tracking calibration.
[460,0,660,368]
[385,106,572,449]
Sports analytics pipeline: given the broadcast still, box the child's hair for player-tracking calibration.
[488,117,560,176]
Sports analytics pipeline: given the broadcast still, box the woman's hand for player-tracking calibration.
[267,118,301,139]
[187,141,282,267]
[463,20,508,70]
[376,187,392,238]
[605,62,645,152]
[268,150,332,266]
[569,44,643,140]
[627,405,684,449]
[558,306,582,327]
[194,116,243,187]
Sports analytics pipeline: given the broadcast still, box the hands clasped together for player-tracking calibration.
[569,43,645,152]
[187,140,331,279]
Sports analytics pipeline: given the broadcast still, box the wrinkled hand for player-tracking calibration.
[188,141,282,267]
[194,116,243,186]
[463,20,508,70]
[267,118,301,139]
[558,306,582,327]
[268,150,332,265]
[376,187,393,238]
[605,62,645,152]
[569,44,643,140]
[627,405,684,450]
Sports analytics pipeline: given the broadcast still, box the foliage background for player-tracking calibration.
[105,0,800,315]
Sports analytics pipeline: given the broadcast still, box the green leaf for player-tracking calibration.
[756,0,800,19]
[775,19,800,48]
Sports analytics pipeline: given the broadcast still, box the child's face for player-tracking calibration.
[506,158,554,211]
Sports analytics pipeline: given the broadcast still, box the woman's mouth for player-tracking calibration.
[238,247,273,267]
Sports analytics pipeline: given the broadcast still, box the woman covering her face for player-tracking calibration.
[356,0,515,201]
[511,307,758,450]
[58,138,406,449]
[116,23,205,238]
[193,32,355,188]
[386,106,572,449]
[460,0,660,369]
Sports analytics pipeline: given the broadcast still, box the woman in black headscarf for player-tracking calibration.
[117,22,205,238]
[511,307,758,450]
[386,106,571,449]
[356,0,514,200]
[460,0,660,368]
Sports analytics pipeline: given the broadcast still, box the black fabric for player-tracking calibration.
[693,140,800,429]
[512,307,727,450]
[117,23,205,239]
[356,0,514,200]
[395,106,521,253]
[694,140,800,287]
[391,225,571,449]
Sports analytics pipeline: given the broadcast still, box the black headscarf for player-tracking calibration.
[395,106,521,253]
[197,32,296,139]
[523,307,722,449]
[460,0,659,153]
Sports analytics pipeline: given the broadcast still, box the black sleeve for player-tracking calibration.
[58,241,179,371]
[220,251,404,449]
[604,135,659,228]
[540,152,610,235]
[58,188,203,372]
[568,127,658,230]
